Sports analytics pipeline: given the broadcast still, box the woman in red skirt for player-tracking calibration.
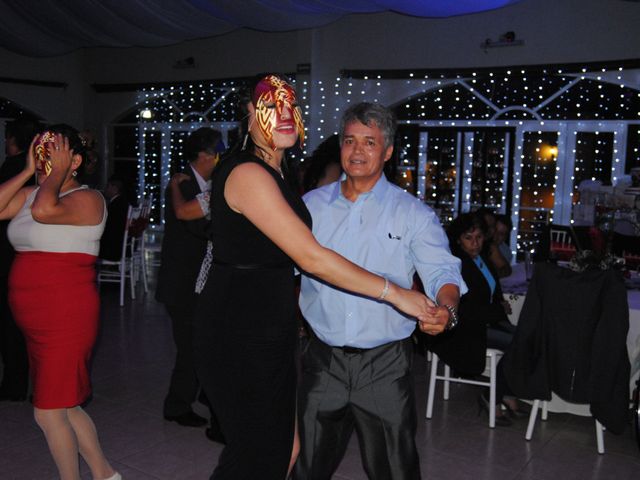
[0,124,119,480]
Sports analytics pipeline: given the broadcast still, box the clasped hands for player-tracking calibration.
[399,288,449,335]
[417,297,450,335]
[169,173,190,188]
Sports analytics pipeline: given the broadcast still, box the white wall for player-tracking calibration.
[303,0,640,148]
[84,29,311,86]
[0,49,86,126]
[82,0,640,87]
[310,0,640,71]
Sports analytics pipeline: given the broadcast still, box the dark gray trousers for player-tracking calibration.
[295,336,421,480]
[163,303,199,417]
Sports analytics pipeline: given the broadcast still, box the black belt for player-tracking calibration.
[328,338,403,355]
[333,345,373,355]
[211,259,290,270]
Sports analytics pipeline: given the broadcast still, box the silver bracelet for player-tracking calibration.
[443,304,459,330]
[378,277,390,301]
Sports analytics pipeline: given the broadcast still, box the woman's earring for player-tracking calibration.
[241,133,249,151]
[72,171,78,177]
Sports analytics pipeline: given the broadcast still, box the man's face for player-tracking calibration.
[34,131,55,177]
[252,75,304,151]
[340,120,392,185]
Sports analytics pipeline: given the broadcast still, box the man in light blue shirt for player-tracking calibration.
[296,103,466,480]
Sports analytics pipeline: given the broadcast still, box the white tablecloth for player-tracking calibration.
[501,263,640,414]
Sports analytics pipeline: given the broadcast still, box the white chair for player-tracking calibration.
[549,225,577,260]
[549,227,572,249]
[525,399,605,454]
[132,195,154,292]
[97,205,140,306]
[426,348,503,428]
[506,263,626,455]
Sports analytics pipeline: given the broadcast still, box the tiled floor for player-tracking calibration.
[1,281,639,479]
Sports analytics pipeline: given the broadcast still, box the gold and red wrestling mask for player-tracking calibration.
[252,75,305,151]
[34,131,56,177]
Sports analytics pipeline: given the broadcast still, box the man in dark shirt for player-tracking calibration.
[0,117,38,402]
[156,128,224,441]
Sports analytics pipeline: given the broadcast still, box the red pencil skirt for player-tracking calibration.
[9,251,99,409]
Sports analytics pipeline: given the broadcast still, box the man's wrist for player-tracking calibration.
[442,304,459,330]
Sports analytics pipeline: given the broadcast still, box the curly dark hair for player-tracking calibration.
[45,124,90,180]
[447,212,488,255]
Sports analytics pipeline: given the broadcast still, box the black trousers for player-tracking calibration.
[0,275,28,397]
[295,337,421,480]
[163,303,200,416]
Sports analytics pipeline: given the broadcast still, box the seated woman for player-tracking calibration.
[430,212,522,425]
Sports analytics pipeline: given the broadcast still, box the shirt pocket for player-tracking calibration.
[364,219,406,276]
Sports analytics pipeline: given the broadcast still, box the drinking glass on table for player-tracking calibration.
[524,251,534,281]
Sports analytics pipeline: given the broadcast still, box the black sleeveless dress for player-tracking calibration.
[194,152,311,480]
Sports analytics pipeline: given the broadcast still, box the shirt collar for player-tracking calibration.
[330,174,390,204]
[190,165,209,192]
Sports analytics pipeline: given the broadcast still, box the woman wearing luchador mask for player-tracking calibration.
[0,124,119,480]
[192,74,438,479]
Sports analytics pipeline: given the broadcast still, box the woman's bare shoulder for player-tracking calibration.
[69,187,104,202]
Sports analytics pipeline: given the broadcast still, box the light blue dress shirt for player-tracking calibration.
[299,175,467,348]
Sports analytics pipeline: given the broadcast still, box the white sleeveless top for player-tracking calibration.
[8,186,107,256]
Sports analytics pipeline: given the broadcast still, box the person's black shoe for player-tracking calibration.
[477,393,512,427]
[205,425,226,444]
[501,397,529,419]
[164,411,207,427]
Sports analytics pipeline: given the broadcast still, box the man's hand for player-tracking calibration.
[417,299,449,336]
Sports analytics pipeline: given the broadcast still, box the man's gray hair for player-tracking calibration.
[339,102,397,149]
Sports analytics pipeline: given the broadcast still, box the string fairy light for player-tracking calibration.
[110,64,640,255]
[325,64,640,254]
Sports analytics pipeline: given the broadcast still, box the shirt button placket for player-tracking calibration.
[344,200,363,345]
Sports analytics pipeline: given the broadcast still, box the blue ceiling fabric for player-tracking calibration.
[0,0,521,57]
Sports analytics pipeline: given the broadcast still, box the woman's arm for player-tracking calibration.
[0,179,35,221]
[0,136,37,220]
[225,162,445,329]
[30,135,103,226]
[169,173,207,220]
